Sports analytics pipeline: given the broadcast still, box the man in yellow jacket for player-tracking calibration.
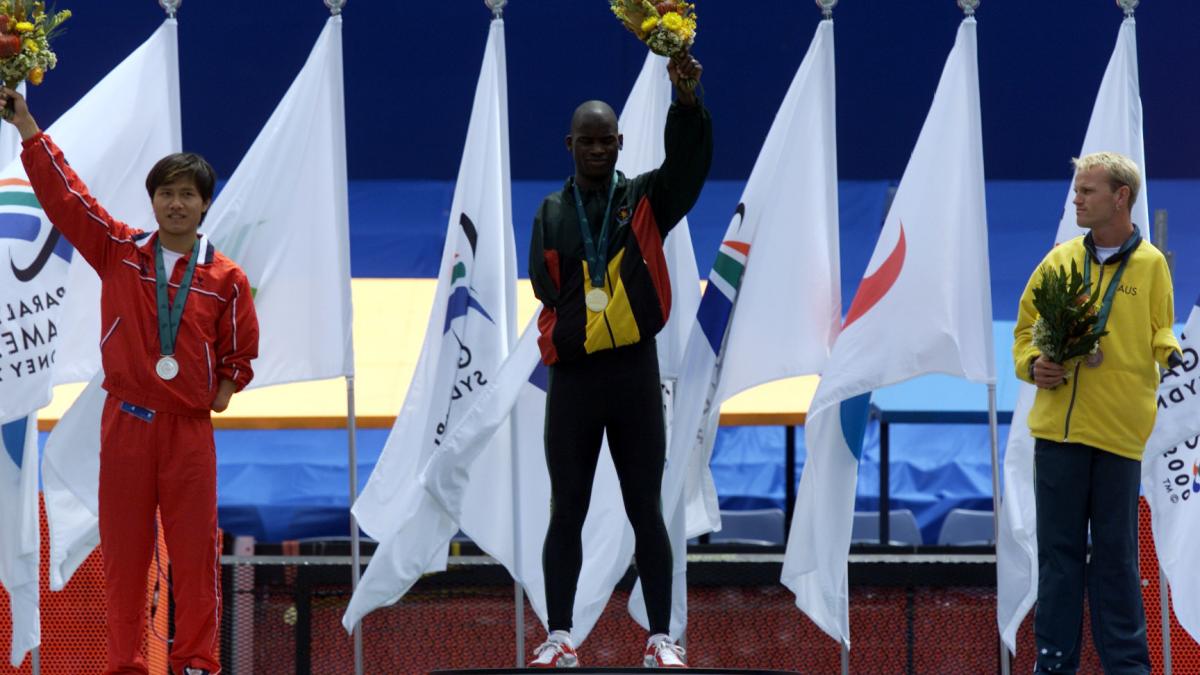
[1013,151,1182,674]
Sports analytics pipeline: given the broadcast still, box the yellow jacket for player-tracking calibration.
[1013,230,1180,460]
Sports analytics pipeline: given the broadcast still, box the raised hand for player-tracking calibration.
[0,87,40,140]
[667,52,702,106]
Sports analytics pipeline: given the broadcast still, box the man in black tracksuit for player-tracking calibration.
[526,54,711,669]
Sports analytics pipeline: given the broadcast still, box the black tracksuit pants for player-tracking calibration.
[542,339,672,635]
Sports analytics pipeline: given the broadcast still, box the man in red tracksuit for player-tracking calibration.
[2,88,258,675]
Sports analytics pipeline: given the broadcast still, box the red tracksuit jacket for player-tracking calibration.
[22,133,258,415]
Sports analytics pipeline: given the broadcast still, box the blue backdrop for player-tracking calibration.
[27,2,1200,181]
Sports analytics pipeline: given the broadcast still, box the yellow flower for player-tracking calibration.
[28,67,43,85]
[661,12,684,33]
[640,16,658,33]
[14,21,33,33]
[23,38,36,52]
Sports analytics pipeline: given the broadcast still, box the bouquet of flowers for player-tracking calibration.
[0,1,70,91]
[610,0,698,89]
[1030,259,1107,365]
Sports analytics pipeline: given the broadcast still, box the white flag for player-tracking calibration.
[0,19,180,418]
[1142,296,1200,638]
[783,17,993,647]
[0,81,37,669]
[417,317,633,644]
[204,14,354,387]
[0,414,38,666]
[1142,297,1200,641]
[632,18,843,639]
[345,16,517,628]
[996,17,1149,651]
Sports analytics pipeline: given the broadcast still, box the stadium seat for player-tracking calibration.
[851,509,923,545]
[710,508,786,545]
[936,509,995,546]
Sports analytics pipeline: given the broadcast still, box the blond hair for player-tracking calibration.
[1072,151,1140,212]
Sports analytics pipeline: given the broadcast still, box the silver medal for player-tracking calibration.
[156,355,180,381]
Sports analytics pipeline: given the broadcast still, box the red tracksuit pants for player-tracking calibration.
[98,395,221,675]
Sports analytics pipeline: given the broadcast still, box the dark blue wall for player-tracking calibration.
[29,2,1200,181]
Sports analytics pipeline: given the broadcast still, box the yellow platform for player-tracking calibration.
[38,280,815,429]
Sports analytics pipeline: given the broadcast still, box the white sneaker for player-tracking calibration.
[530,630,579,668]
[643,633,687,668]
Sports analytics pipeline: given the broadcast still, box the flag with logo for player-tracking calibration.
[345,15,517,628]
[1142,297,1200,641]
[0,19,180,419]
[0,23,181,658]
[630,18,843,639]
[996,16,1150,651]
[783,16,993,647]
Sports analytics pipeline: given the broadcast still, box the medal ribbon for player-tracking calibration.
[572,171,618,289]
[155,237,200,357]
[1082,238,1134,336]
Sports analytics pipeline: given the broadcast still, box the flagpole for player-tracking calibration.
[814,9,847,675]
[1151,207,1174,675]
[479,0,524,664]
[950,0,1006,671]
[319,1,362,673]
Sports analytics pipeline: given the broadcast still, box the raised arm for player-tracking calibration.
[645,55,713,237]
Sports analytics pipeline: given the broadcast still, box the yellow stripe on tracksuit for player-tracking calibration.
[582,249,640,354]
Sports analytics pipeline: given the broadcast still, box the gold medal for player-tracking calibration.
[585,288,609,312]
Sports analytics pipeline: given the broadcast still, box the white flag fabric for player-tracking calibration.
[417,317,633,644]
[0,82,37,668]
[0,19,180,419]
[783,17,993,647]
[996,17,1149,651]
[345,17,517,629]
[204,14,354,387]
[675,17,841,540]
[8,19,180,603]
[632,19,844,638]
[0,414,39,666]
[1142,297,1200,641]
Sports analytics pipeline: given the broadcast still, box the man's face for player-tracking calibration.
[152,177,210,237]
[1072,166,1127,230]
[566,112,621,184]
